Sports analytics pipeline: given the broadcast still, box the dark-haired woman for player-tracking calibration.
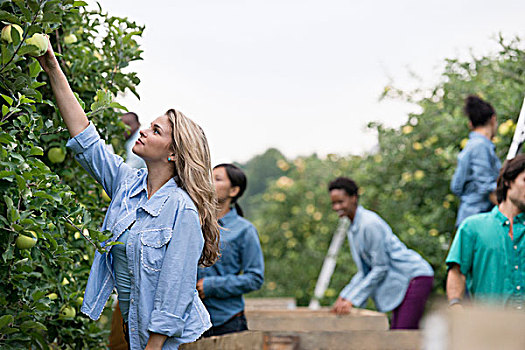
[451,95,501,227]
[197,164,264,337]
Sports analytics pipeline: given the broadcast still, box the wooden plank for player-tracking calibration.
[423,307,525,350]
[246,307,389,331]
[245,297,297,310]
[181,331,265,350]
[182,330,421,350]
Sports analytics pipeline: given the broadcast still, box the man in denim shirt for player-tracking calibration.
[451,95,500,227]
[329,177,433,329]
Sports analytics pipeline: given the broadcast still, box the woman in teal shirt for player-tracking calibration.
[38,41,219,349]
[197,164,264,337]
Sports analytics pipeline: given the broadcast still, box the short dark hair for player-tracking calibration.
[122,112,140,125]
[463,95,495,127]
[328,177,359,198]
[496,154,525,203]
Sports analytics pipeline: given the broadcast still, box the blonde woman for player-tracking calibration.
[37,42,219,349]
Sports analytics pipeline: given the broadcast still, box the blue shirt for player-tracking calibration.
[197,208,264,326]
[446,206,525,307]
[451,131,501,227]
[340,206,434,312]
[66,123,211,349]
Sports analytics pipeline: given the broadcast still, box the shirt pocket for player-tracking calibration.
[139,228,173,272]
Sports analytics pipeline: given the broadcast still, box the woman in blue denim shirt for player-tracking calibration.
[37,42,219,349]
[451,95,500,227]
[197,164,264,337]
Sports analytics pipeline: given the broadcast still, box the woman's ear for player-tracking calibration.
[229,186,240,198]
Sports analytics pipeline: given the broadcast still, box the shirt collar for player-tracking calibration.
[469,131,495,149]
[131,176,179,217]
[349,205,363,233]
[492,206,525,226]
[218,207,238,226]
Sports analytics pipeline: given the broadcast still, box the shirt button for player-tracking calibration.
[515,245,518,250]
[128,243,132,246]
[157,240,161,244]
[131,299,134,303]
[516,265,519,270]
[505,220,509,225]
[129,269,132,274]
[517,286,521,290]
[130,328,135,332]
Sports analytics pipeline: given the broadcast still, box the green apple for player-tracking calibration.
[63,33,78,44]
[75,296,83,306]
[61,277,69,286]
[48,147,66,163]
[15,231,37,249]
[47,293,58,300]
[59,305,76,318]
[25,33,48,57]
[1,24,23,43]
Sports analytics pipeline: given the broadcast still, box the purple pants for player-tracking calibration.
[390,276,434,330]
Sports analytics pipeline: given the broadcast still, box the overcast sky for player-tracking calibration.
[88,0,524,164]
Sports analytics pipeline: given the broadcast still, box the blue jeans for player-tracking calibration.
[202,312,247,338]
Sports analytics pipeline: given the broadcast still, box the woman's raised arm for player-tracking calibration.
[37,38,89,137]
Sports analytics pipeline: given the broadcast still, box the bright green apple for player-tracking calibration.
[63,33,77,44]
[48,147,66,163]
[15,231,37,249]
[25,33,48,57]
[1,24,23,43]
[59,305,76,318]
[47,293,58,300]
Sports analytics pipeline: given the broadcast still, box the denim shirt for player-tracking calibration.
[340,206,434,312]
[66,123,211,349]
[197,208,264,326]
[451,131,501,227]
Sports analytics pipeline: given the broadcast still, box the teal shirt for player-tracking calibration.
[446,206,525,307]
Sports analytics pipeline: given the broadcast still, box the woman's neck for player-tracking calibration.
[146,162,174,199]
[472,125,493,140]
[218,200,232,219]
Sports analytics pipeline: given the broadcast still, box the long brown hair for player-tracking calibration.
[166,109,220,266]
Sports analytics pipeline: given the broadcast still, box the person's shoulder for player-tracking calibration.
[460,211,498,231]
[360,207,387,226]
[235,215,257,232]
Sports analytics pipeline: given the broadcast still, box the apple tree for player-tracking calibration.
[0,1,143,348]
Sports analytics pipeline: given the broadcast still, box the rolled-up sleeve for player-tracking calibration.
[203,225,264,299]
[446,223,475,276]
[66,122,134,197]
[147,207,204,338]
[342,222,389,307]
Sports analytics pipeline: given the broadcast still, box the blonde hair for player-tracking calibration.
[166,109,220,267]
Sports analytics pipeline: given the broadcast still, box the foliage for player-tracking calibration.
[249,35,525,307]
[0,1,143,348]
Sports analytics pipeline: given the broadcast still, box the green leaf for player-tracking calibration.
[73,1,89,6]
[0,10,22,24]
[2,105,8,117]
[29,60,42,78]
[29,146,44,156]
[0,314,14,330]
[1,94,14,106]
[109,102,128,111]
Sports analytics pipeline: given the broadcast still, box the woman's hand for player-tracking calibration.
[331,296,353,315]
[35,36,60,73]
[196,279,205,299]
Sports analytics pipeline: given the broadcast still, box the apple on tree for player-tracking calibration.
[1,24,23,43]
[47,147,66,163]
[25,33,49,57]
[15,231,37,250]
